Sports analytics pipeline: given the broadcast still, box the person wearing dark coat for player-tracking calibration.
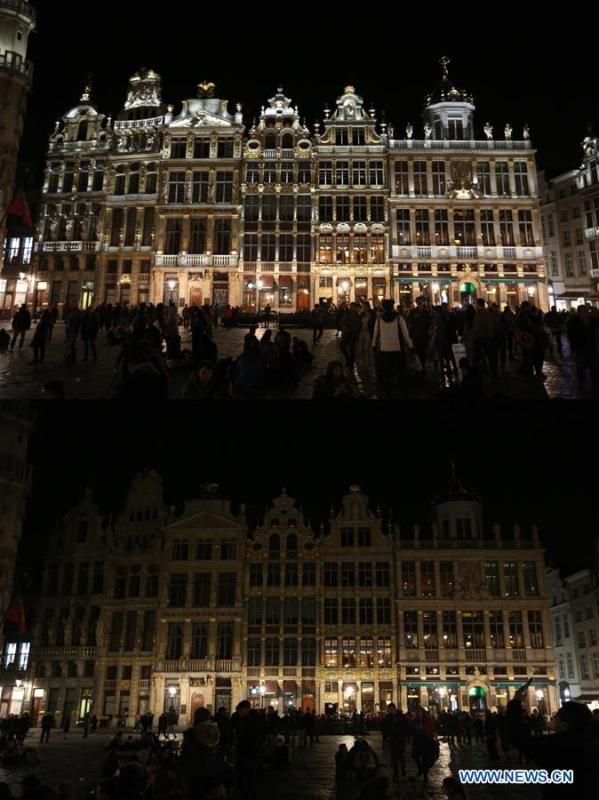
[381,703,409,780]
[507,682,599,799]
[31,310,51,363]
[10,304,31,351]
[40,712,54,743]
[81,309,99,361]
[230,700,264,800]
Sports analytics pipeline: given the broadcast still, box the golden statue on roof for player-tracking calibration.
[344,85,356,94]
[198,81,216,98]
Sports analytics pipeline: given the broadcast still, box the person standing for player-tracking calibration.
[40,711,54,743]
[471,298,498,377]
[62,711,71,740]
[372,299,413,399]
[30,310,52,364]
[311,305,324,345]
[381,703,408,781]
[231,700,264,800]
[81,309,99,362]
[10,303,31,351]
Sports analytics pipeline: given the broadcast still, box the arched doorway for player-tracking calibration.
[468,685,487,712]
[460,281,478,305]
[190,693,205,722]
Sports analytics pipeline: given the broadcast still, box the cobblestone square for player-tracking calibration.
[0,731,543,800]
[0,321,584,399]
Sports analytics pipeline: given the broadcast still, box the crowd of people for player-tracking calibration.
[2,297,599,398]
[1,688,599,799]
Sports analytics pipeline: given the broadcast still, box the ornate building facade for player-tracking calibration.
[539,135,599,309]
[20,58,550,315]
[0,0,35,313]
[1,472,558,726]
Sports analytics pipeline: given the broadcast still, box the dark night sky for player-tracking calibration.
[18,4,598,185]
[21,403,598,577]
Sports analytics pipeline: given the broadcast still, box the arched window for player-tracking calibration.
[281,133,294,149]
[268,533,280,556]
[77,121,88,141]
[114,167,126,196]
[264,133,277,150]
[286,534,298,554]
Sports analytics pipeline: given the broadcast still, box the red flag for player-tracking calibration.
[5,598,26,635]
[8,189,32,228]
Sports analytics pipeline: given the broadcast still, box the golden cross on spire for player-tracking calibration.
[440,56,451,81]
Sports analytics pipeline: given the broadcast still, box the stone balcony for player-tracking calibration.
[37,242,101,254]
[154,254,239,268]
[391,245,543,262]
[155,657,241,673]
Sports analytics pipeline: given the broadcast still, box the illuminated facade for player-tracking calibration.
[0,0,35,313]
[4,471,558,726]
[539,136,599,309]
[27,59,551,313]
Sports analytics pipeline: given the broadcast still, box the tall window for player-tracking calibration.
[432,161,446,195]
[480,210,496,246]
[191,623,208,659]
[370,162,384,186]
[413,162,428,195]
[415,210,430,246]
[528,611,544,648]
[142,208,155,246]
[217,573,236,606]
[265,637,279,666]
[401,562,416,596]
[394,161,409,194]
[359,598,373,625]
[377,638,392,667]
[169,574,187,607]
[523,562,539,597]
[192,171,210,203]
[353,196,367,223]
[324,598,338,625]
[441,610,457,647]
[422,611,438,647]
[508,611,524,648]
[359,638,374,668]
[342,638,356,668]
[168,171,186,203]
[462,611,485,648]
[141,611,156,651]
[503,562,519,597]
[166,623,183,660]
[404,611,418,648]
[434,210,449,246]
[336,196,350,223]
[247,638,261,666]
[358,563,372,587]
[283,638,297,666]
[216,172,233,203]
[216,623,233,660]
[190,219,207,254]
[110,209,123,247]
[214,219,231,254]
[518,210,535,246]
[336,162,349,186]
[489,611,505,648]
[495,162,511,196]
[397,210,411,245]
[170,139,187,159]
[370,196,385,222]
[454,209,476,245]
[440,562,454,597]
[319,196,333,223]
[353,161,367,185]
[376,562,390,587]
[341,598,356,625]
[377,598,391,625]
[420,562,436,597]
[485,561,501,597]
[477,162,492,195]
[165,219,182,255]
[325,638,338,668]
[499,211,515,246]
[217,139,234,158]
[319,162,333,185]
[341,562,355,587]
[514,162,530,196]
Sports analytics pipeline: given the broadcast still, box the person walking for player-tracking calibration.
[372,299,414,399]
[311,304,324,345]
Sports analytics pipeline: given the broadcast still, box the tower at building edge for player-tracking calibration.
[0,471,558,725]
[0,56,550,316]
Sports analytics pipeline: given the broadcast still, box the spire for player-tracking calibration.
[80,74,92,104]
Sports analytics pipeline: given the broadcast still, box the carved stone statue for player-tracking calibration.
[406,123,413,140]
[146,132,155,151]
[456,562,486,600]
[504,124,513,140]
[484,122,493,140]
[117,135,128,153]
[424,122,432,140]
[523,124,530,140]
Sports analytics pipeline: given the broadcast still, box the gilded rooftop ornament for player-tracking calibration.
[198,81,216,98]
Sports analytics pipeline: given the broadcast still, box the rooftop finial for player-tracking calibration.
[440,55,451,81]
[80,74,92,103]
[198,81,216,98]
